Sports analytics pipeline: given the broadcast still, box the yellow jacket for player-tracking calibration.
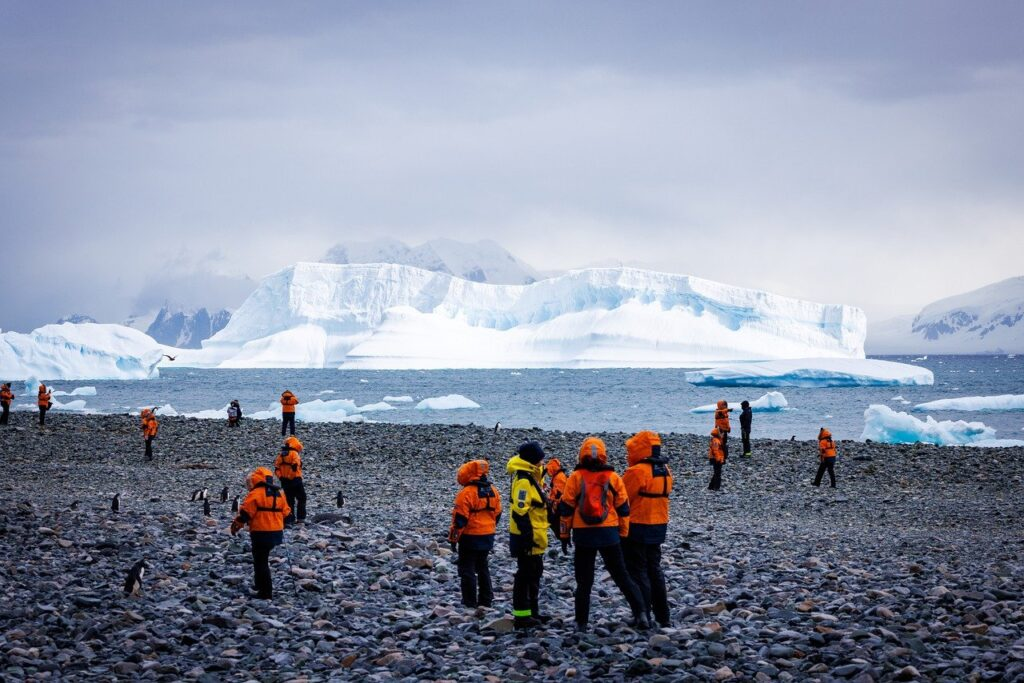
[506,455,549,556]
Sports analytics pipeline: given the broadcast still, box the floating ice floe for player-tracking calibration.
[861,404,1007,446]
[686,358,933,388]
[0,323,166,380]
[415,394,481,410]
[383,395,414,403]
[891,395,911,405]
[52,399,90,412]
[689,391,789,413]
[51,386,98,397]
[913,394,1024,412]
[355,402,395,413]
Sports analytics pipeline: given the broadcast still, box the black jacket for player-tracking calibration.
[739,407,752,431]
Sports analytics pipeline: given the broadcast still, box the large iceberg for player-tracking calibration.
[913,394,1024,412]
[183,262,866,369]
[861,404,999,445]
[0,323,165,380]
[685,358,933,388]
[690,391,789,413]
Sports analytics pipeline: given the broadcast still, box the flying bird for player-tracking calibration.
[123,559,147,595]
[111,493,120,512]
[162,354,176,361]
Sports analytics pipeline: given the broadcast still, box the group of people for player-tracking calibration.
[2,382,55,426]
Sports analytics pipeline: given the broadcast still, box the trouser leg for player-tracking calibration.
[599,544,645,618]
[476,549,493,606]
[826,460,836,487]
[709,462,722,490]
[573,545,597,627]
[39,407,46,425]
[145,436,153,460]
[281,480,297,523]
[742,429,751,455]
[457,543,479,607]
[293,478,307,520]
[284,413,295,435]
[513,553,535,618]
[721,433,728,461]
[622,537,652,614]
[528,554,543,617]
[251,540,273,598]
[814,461,827,486]
[646,544,670,625]
[0,404,9,425]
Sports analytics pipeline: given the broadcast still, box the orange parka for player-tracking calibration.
[544,458,568,517]
[622,431,673,544]
[558,437,631,548]
[714,400,731,433]
[38,385,51,408]
[709,428,726,464]
[274,436,303,481]
[235,467,291,538]
[448,460,502,548]
[141,409,159,438]
[818,428,837,461]
[280,391,299,414]
[0,385,14,406]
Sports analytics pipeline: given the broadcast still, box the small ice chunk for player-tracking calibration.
[913,394,1024,412]
[383,395,414,403]
[356,402,395,413]
[415,394,481,410]
[689,391,789,414]
[861,404,997,445]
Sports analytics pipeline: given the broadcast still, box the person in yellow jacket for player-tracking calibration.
[558,437,648,631]
[814,427,838,488]
[507,441,549,630]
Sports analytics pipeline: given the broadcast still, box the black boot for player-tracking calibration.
[514,616,540,630]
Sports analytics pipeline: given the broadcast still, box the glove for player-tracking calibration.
[229,519,243,536]
[560,538,571,555]
[450,542,457,553]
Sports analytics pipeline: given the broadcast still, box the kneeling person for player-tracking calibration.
[447,459,502,608]
[230,467,291,599]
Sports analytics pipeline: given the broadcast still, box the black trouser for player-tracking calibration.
[457,544,493,607]
[622,537,670,625]
[741,429,751,455]
[250,538,275,598]
[573,543,644,627]
[721,432,729,461]
[512,553,544,619]
[281,413,295,436]
[144,436,154,460]
[281,478,307,522]
[0,403,9,425]
[38,406,47,425]
[814,459,836,488]
[708,461,722,490]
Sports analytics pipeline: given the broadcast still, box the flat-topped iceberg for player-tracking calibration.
[0,323,165,380]
[914,394,1024,412]
[416,394,481,410]
[690,391,789,413]
[685,358,933,388]
[861,404,999,445]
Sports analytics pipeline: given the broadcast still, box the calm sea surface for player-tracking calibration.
[14,356,1023,441]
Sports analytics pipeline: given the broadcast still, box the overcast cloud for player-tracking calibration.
[1,1,1022,331]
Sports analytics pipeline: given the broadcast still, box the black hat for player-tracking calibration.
[741,400,750,408]
[517,441,545,465]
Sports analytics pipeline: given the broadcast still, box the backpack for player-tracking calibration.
[638,458,671,498]
[473,480,497,512]
[577,470,612,525]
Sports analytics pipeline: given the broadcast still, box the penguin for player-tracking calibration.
[111,493,120,512]
[336,491,345,508]
[189,489,199,502]
[69,501,80,510]
[494,421,501,434]
[203,498,211,516]
[201,488,209,501]
[123,559,146,594]
[790,435,796,441]
[231,495,239,513]
[220,486,228,503]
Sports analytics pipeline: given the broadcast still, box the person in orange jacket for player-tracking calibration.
[230,466,291,599]
[280,390,299,436]
[37,384,52,426]
[544,458,568,532]
[140,408,159,460]
[447,459,502,608]
[274,436,306,524]
[558,437,648,631]
[708,427,726,491]
[714,400,732,460]
[814,427,838,488]
[622,430,673,627]
[0,383,15,426]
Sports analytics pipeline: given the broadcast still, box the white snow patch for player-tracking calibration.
[383,395,414,403]
[686,358,933,388]
[415,394,481,410]
[690,391,789,413]
[861,404,997,446]
[913,394,1024,412]
[51,386,98,397]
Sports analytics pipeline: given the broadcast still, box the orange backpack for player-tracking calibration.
[578,470,612,525]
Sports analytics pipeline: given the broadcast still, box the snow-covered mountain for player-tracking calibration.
[184,262,867,369]
[56,314,98,325]
[868,277,1024,354]
[321,238,541,285]
[145,306,231,349]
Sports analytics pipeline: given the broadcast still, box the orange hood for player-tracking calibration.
[578,437,607,465]
[626,430,662,466]
[457,459,489,485]
[717,400,728,410]
[819,428,832,439]
[141,409,153,419]
[545,458,564,477]
[247,466,274,490]
[283,436,303,452]
[711,427,721,437]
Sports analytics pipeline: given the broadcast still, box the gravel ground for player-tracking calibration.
[0,414,1022,682]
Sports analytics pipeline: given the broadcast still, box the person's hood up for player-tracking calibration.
[711,427,721,437]
[626,430,662,466]
[578,437,608,465]
[507,454,542,476]
[820,428,832,439]
[284,436,303,452]
[247,466,274,490]
[545,458,564,478]
[717,400,728,410]
[282,390,294,398]
[38,384,47,392]
[457,459,489,485]
[141,409,152,419]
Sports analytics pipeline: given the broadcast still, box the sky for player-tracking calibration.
[2,1,1022,332]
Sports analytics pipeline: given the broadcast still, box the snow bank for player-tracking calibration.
[861,404,997,445]
[415,394,481,410]
[187,262,866,369]
[913,394,1024,412]
[690,391,789,414]
[686,358,933,388]
[51,386,98,397]
[0,323,166,380]
[383,395,414,403]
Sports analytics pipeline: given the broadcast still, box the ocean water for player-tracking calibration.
[14,356,1024,441]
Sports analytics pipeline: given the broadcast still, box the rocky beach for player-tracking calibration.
[0,414,1022,681]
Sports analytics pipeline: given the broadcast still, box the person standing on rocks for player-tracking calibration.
[230,466,291,600]
[507,441,550,630]
[447,459,502,609]
[739,400,752,457]
[140,408,158,460]
[708,427,726,491]
[279,390,298,436]
[622,430,673,627]
[274,436,306,524]
[714,400,731,460]
[558,437,649,631]
[37,383,52,426]
[227,400,241,427]
[813,427,838,488]
[0,383,14,426]
[543,457,568,534]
